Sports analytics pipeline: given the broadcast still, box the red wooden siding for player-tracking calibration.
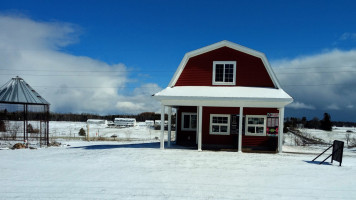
[201,107,240,145]
[175,47,275,87]
[244,108,279,115]
[176,106,279,150]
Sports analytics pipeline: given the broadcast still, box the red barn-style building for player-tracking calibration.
[153,41,293,152]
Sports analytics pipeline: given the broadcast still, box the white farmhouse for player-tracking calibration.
[145,120,154,127]
[114,118,136,127]
[87,119,107,125]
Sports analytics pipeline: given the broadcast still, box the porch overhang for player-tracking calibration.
[153,86,293,108]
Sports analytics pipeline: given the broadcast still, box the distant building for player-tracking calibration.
[145,120,154,127]
[114,118,136,127]
[107,121,115,127]
[87,119,107,125]
[154,120,168,126]
[137,122,147,127]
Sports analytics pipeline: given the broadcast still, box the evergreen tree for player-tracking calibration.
[0,120,6,132]
[320,113,332,131]
[78,128,86,136]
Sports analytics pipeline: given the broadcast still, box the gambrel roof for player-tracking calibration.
[169,40,281,88]
[0,76,49,105]
[154,40,293,107]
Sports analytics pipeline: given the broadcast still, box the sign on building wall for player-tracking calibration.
[230,114,245,134]
[267,113,279,136]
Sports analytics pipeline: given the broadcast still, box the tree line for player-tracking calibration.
[285,113,356,131]
[49,112,172,122]
[1,109,176,124]
[0,110,166,122]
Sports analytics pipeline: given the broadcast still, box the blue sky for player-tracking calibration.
[1,0,356,121]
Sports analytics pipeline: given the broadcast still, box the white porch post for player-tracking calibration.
[167,106,172,147]
[238,107,243,152]
[196,107,198,144]
[175,108,178,144]
[278,107,285,153]
[160,104,165,149]
[198,106,203,151]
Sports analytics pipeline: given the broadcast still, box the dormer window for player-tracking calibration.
[212,61,236,85]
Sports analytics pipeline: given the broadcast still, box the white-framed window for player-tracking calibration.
[212,61,236,85]
[181,112,197,131]
[210,114,230,135]
[245,115,267,136]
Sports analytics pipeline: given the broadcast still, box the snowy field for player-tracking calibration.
[49,121,166,141]
[284,127,356,154]
[1,122,356,199]
[0,121,167,148]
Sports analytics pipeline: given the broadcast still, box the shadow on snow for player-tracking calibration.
[303,160,332,165]
[70,142,195,150]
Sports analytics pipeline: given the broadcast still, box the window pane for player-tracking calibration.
[248,117,264,125]
[226,64,233,72]
[224,64,234,82]
[220,126,228,133]
[183,115,190,129]
[256,118,264,125]
[213,117,218,123]
[222,117,228,124]
[248,126,255,133]
[225,73,233,82]
[215,64,224,82]
[256,127,264,133]
[191,115,197,129]
[212,125,220,132]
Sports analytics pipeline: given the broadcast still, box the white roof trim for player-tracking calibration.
[168,40,281,89]
[153,86,293,108]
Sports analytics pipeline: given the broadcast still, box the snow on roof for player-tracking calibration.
[0,76,49,105]
[154,86,293,107]
[114,118,136,121]
[87,119,107,122]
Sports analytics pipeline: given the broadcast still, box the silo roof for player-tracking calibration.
[0,76,50,105]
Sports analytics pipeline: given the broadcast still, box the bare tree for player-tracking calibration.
[0,120,6,132]
[345,133,351,147]
[10,123,20,140]
[349,137,356,148]
[125,129,131,141]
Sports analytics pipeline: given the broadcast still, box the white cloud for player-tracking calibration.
[346,105,354,109]
[287,102,315,110]
[326,104,340,110]
[272,49,356,119]
[339,32,356,41]
[0,14,161,114]
[115,83,162,114]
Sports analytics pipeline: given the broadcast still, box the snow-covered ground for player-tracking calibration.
[0,121,168,148]
[1,122,356,199]
[49,121,165,141]
[284,127,356,155]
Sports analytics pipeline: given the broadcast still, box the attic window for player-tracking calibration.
[212,61,236,85]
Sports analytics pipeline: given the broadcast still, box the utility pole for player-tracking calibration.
[86,123,90,141]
